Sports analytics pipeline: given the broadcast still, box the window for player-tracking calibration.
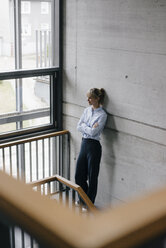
[0,0,61,141]
[0,69,56,136]
[21,1,31,14]
[40,23,49,31]
[22,23,31,36]
[41,2,49,14]
[21,0,53,69]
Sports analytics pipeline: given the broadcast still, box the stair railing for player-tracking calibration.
[29,174,97,213]
[0,130,70,247]
[1,171,166,248]
[0,130,70,182]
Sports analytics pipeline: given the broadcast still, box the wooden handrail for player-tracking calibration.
[29,175,97,212]
[0,130,69,148]
[1,171,166,248]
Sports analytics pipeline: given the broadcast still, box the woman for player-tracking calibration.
[75,88,107,207]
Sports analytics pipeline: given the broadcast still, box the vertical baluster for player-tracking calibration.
[41,184,44,196]
[52,137,57,193]
[9,146,13,176]
[17,144,24,182]
[21,229,25,248]
[65,186,69,207]
[48,138,51,177]
[16,144,25,182]
[67,133,70,180]
[2,148,5,172]
[40,185,42,196]
[53,136,58,175]
[40,30,42,68]
[22,143,26,182]
[59,136,62,176]
[61,135,63,177]
[30,236,34,248]
[72,189,76,211]
[16,145,19,180]
[36,141,39,180]
[48,30,51,66]
[57,136,60,176]
[42,139,45,179]
[62,135,64,177]
[36,30,39,68]
[48,182,51,196]
[59,182,63,203]
[44,30,47,67]
[64,134,68,179]
[10,226,15,248]
[29,142,32,182]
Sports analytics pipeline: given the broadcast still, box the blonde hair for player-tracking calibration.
[87,88,105,105]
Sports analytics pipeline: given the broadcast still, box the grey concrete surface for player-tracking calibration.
[63,0,166,208]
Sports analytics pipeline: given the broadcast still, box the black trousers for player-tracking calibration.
[75,138,102,204]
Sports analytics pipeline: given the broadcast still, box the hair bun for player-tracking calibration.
[99,88,105,104]
[88,88,106,105]
[99,88,105,96]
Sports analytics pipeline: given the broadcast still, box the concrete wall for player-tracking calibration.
[63,0,166,208]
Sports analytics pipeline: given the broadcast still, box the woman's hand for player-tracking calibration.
[93,122,98,128]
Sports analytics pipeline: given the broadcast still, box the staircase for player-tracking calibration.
[29,174,97,214]
[1,130,166,248]
[0,130,97,248]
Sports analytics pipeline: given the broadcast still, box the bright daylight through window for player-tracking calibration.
[0,0,60,139]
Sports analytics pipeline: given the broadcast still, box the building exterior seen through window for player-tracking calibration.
[21,1,31,14]
[0,0,60,139]
[41,2,49,14]
[21,0,52,68]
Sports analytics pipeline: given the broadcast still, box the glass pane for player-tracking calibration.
[0,123,16,134]
[0,79,16,114]
[22,75,50,129]
[21,0,52,69]
[0,78,16,133]
[0,75,51,134]
[23,116,50,129]
[0,0,15,71]
[0,0,59,71]
[22,76,50,111]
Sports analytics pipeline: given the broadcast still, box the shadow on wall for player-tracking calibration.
[97,95,119,207]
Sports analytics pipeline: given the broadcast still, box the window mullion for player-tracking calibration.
[14,0,24,181]
[14,0,23,130]
[14,0,22,69]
